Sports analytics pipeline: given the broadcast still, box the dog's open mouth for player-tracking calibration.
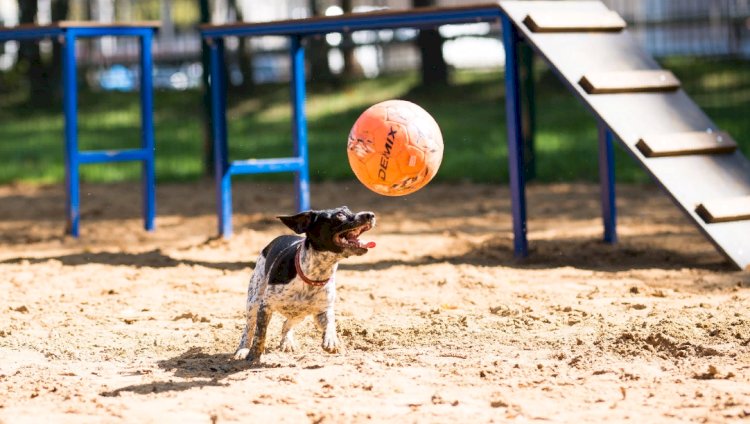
[335,224,376,251]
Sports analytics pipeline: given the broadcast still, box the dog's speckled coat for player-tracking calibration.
[234,207,375,362]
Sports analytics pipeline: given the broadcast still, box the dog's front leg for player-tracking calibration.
[315,308,339,353]
[279,316,304,352]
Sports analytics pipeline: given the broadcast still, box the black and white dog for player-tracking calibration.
[234,206,376,362]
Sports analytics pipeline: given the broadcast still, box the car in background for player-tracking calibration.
[96,63,202,91]
[98,64,136,91]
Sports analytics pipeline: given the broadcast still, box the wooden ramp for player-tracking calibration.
[500,1,750,270]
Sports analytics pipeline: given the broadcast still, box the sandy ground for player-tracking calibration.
[0,180,748,423]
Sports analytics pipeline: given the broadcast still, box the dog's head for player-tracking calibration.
[279,206,376,257]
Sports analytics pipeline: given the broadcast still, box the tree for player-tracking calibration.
[230,0,255,90]
[50,0,69,95]
[17,1,42,102]
[340,0,363,79]
[199,0,214,175]
[307,0,334,83]
[17,0,69,105]
[412,0,448,86]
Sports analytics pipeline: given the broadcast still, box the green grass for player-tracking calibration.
[0,57,747,185]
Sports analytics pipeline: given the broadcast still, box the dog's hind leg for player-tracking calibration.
[248,303,273,362]
[233,303,259,360]
[233,263,264,360]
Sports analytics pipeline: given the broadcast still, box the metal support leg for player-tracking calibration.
[520,41,536,181]
[62,30,80,237]
[209,39,232,237]
[598,121,617,244]
[290,35,311,212]
[140,31,156,232]
[502,15,528,258]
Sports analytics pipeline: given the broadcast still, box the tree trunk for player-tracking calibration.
[413,0,448,86]
[50,0,69,100]
[160,0,174,40]
[340,0,363,79]
[307,0,334,83]
[199,0,214,176]
[232,0,255,90]
[17,0,68,105]
[18,1,45,104]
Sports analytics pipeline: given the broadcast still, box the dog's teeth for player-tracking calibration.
[336,224,373,249]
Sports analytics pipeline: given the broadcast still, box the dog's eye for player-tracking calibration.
[335,212,346,221]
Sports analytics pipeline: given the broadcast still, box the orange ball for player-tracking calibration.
[347,100,444,196]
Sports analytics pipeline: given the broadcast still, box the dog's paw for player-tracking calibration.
[280,337,299,353]
[233,348,251,360]
[322,333,339,353]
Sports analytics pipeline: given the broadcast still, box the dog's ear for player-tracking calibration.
[278,211,314,234]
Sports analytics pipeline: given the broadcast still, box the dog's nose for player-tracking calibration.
[360,212,375,221]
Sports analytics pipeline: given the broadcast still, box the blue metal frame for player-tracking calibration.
[200,6,523,240]
[208,38,232,236]
[206,35,311,237]
[62,30,80,236]
[1,25,158,236]
[0,27,62,41]
[200,6,504,38]
[290,35,311,213]
[198,5,627,255]
[140,30,156,232]
[502,15,528,258]
[598,121,618,244]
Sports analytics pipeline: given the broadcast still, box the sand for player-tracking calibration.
[1,180,748,423]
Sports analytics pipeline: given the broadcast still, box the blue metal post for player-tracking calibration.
[62,30,80,237]
[290,35,311,212]
[199,6,503,39]
[209,38,232,237]
[502,15,528,258]
[520,42,536,181]
[140,30,156,231]
[598,120,617,243]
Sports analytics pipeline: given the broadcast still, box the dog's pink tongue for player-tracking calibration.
[365,241,376,249]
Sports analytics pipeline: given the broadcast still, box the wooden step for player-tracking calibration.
[579,70,680,94]
[696,195,750,224]
[523,11,626,33]
[636,131,738,158]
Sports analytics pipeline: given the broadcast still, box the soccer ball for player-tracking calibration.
[347,100,444,196]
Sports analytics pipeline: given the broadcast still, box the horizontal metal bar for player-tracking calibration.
[78,148,150,164]
[0,26,155,41]
[0,29,63,41]
[200,6,502,38]
[66,27,156,38]
[229,157,305,175]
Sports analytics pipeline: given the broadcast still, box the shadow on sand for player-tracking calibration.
[341,234,735,274]
[0,249,253,271]
[99,347,285,397]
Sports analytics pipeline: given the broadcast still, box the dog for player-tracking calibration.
[233,206,376,362]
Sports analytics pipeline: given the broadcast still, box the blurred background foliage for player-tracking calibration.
[0,0,747,185]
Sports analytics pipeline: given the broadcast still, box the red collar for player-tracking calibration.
[294,245,331,287]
